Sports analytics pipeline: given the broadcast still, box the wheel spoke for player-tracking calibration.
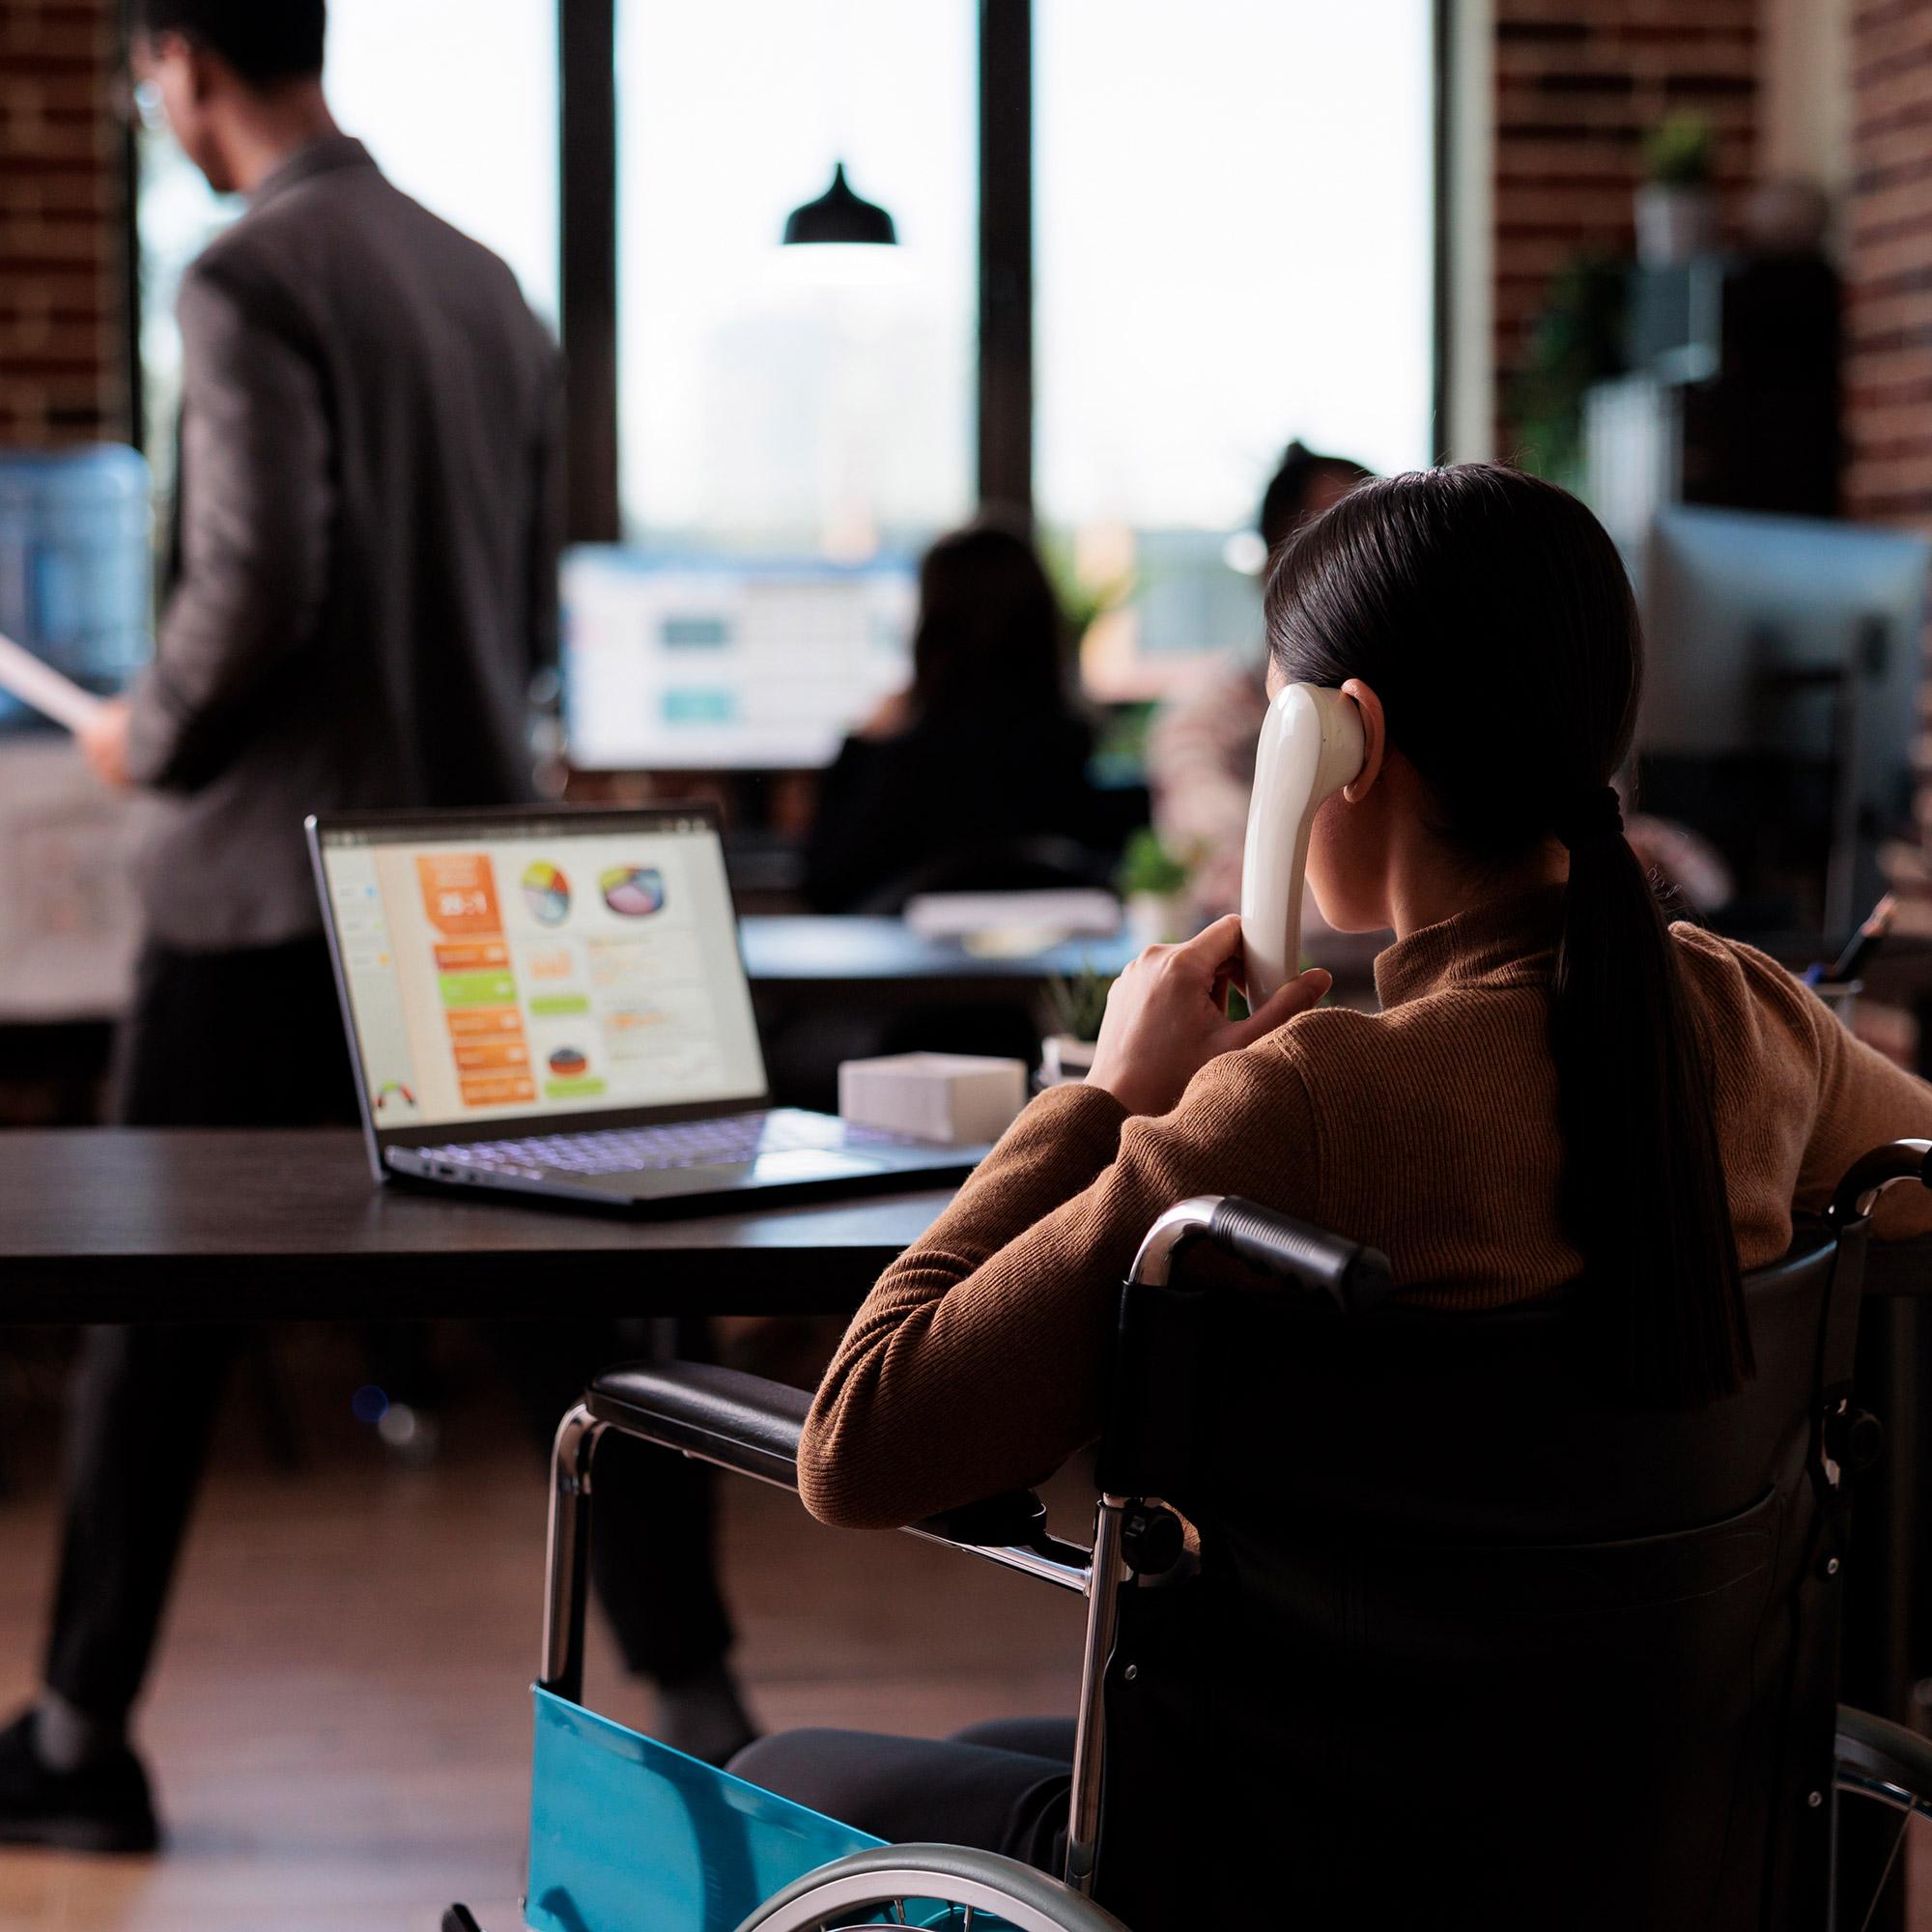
[1853,1804,1915,1932]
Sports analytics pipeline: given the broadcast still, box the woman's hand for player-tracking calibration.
[1085,913,1331,1118]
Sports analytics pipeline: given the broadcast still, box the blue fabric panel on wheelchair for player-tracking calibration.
[526,1688,884,1932]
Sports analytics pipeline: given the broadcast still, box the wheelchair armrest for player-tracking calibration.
[916,1489,1049,1548]
[586,1364,1090,1582]
[586,1361,809,1490]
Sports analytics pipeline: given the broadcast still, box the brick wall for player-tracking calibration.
[1492,0,1761,458]
[0,0,130,446]
[1843,0,1932,918]
[1843,3,1932,528]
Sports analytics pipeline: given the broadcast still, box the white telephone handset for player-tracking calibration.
[1238,683,1366,1006]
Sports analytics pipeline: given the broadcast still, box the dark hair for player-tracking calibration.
[1265,464,1751,1407]
[1259,440,1373,556]
[910,518,1068,724]
[135,0,327,85]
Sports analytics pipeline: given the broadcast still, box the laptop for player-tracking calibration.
[306,804,988,1210]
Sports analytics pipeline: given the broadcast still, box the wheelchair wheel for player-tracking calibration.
[732,1842,1131,1932]
[1833,1705,1932,1928]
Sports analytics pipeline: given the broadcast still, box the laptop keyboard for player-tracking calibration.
[418,1110,923,1179]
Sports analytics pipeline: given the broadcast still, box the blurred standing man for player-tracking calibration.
[0,0,748,1854]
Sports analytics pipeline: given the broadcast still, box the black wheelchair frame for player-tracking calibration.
[463,1138,1932,1931]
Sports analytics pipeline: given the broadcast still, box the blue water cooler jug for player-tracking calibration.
[0,445,153,728]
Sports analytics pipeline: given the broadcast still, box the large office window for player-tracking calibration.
[137,1,558,478]
[614,0,977,560]
[1037,0,1435,697]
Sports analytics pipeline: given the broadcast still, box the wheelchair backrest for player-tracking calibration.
[1093,1221,1858,1932]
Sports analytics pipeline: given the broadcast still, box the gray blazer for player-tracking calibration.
[127,135,561,952]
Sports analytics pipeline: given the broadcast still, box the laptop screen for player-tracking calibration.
[313,809,767,1134]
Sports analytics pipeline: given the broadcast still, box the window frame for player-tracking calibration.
[123,1,1447,535]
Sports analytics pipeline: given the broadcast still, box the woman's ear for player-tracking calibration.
[1339,678,1386,803]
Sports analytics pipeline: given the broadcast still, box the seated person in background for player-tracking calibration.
[733,463,1932,1861]
[802,519,1099,912]
[1147,440,1370,920]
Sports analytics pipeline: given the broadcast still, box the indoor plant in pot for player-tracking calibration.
[1636,112,1719,266]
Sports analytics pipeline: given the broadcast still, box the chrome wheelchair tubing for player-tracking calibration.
[541,1403,604,1704]
[902,1524,1092,1594]
[1126,1197,1224,1287]
[733,1842,1133,1931]
[1827,1138,1932,1226]
[1063,1495,1130,1896]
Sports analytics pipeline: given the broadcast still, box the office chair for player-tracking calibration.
[458,1139,1932,1931]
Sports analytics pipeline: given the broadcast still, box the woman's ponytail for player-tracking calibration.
[1552,792,1750,1405]
[1267,463,1754,1409]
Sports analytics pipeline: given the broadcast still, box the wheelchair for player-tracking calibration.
[451,1139,1932,1931]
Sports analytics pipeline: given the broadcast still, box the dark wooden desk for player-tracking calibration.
[0,1129,948,1324]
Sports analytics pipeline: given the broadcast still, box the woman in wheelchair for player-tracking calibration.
[731,462,1932,1861]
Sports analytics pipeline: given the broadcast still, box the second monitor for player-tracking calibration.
[562,548,918,771]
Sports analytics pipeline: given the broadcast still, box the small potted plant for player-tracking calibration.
[1116,828,1194,948]
[1039,962,1114,1086]
[1636,112,1719,266]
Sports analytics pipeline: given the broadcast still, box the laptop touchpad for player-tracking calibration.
[753,1150,888,1181]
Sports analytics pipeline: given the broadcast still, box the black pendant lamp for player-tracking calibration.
[782,161,897,246]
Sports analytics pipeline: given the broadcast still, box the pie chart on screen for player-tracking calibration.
[600,866,666,918]
[522,861,571,926]
[548,1046,589,1078]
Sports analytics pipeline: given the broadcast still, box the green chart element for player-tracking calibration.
[545,1077,609,1102]
[440,970,520,1008]
[529,993,592,1016]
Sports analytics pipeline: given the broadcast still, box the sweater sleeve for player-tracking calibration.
[1793,981,1932,1239]
[1702,933,1932,1237]
[798,1042,1321,1529]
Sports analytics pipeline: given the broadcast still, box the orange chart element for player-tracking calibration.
[416,853,531,1106]
[445,1006,525,1038]
[460,1073,538,1108]
[434,940,509,972]
[454,1040,531,1072]
[417,852,504,938]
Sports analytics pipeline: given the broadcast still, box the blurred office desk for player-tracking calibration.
[740,915,1386,1112]
[742,915,1143,1113]
[738,916,1140,990]
[738,915,1384,989]
[0,1128,951,1324]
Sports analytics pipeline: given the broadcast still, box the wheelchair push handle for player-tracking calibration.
[1210,1196,1396,1312]
[1829,1138,1932,1227]
[1128,1194,1395,1313]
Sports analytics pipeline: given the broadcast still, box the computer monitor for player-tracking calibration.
[0,446,152,734]
[561,548,918,770]
[1639,505,1930,940]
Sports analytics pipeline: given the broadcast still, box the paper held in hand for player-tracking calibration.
[0,629,105,734]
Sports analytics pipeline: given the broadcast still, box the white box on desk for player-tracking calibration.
[838,1052,1030,1146]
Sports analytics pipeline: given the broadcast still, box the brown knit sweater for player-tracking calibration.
[799,889,1932,1529]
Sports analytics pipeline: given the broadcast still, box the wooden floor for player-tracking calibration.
[0,1351,1085,1932]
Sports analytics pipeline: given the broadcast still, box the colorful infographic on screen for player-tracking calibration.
[323,821,765,1130]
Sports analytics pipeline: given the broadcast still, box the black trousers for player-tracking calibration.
[43,938,731,1720]
[729,1719,1076,1871]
